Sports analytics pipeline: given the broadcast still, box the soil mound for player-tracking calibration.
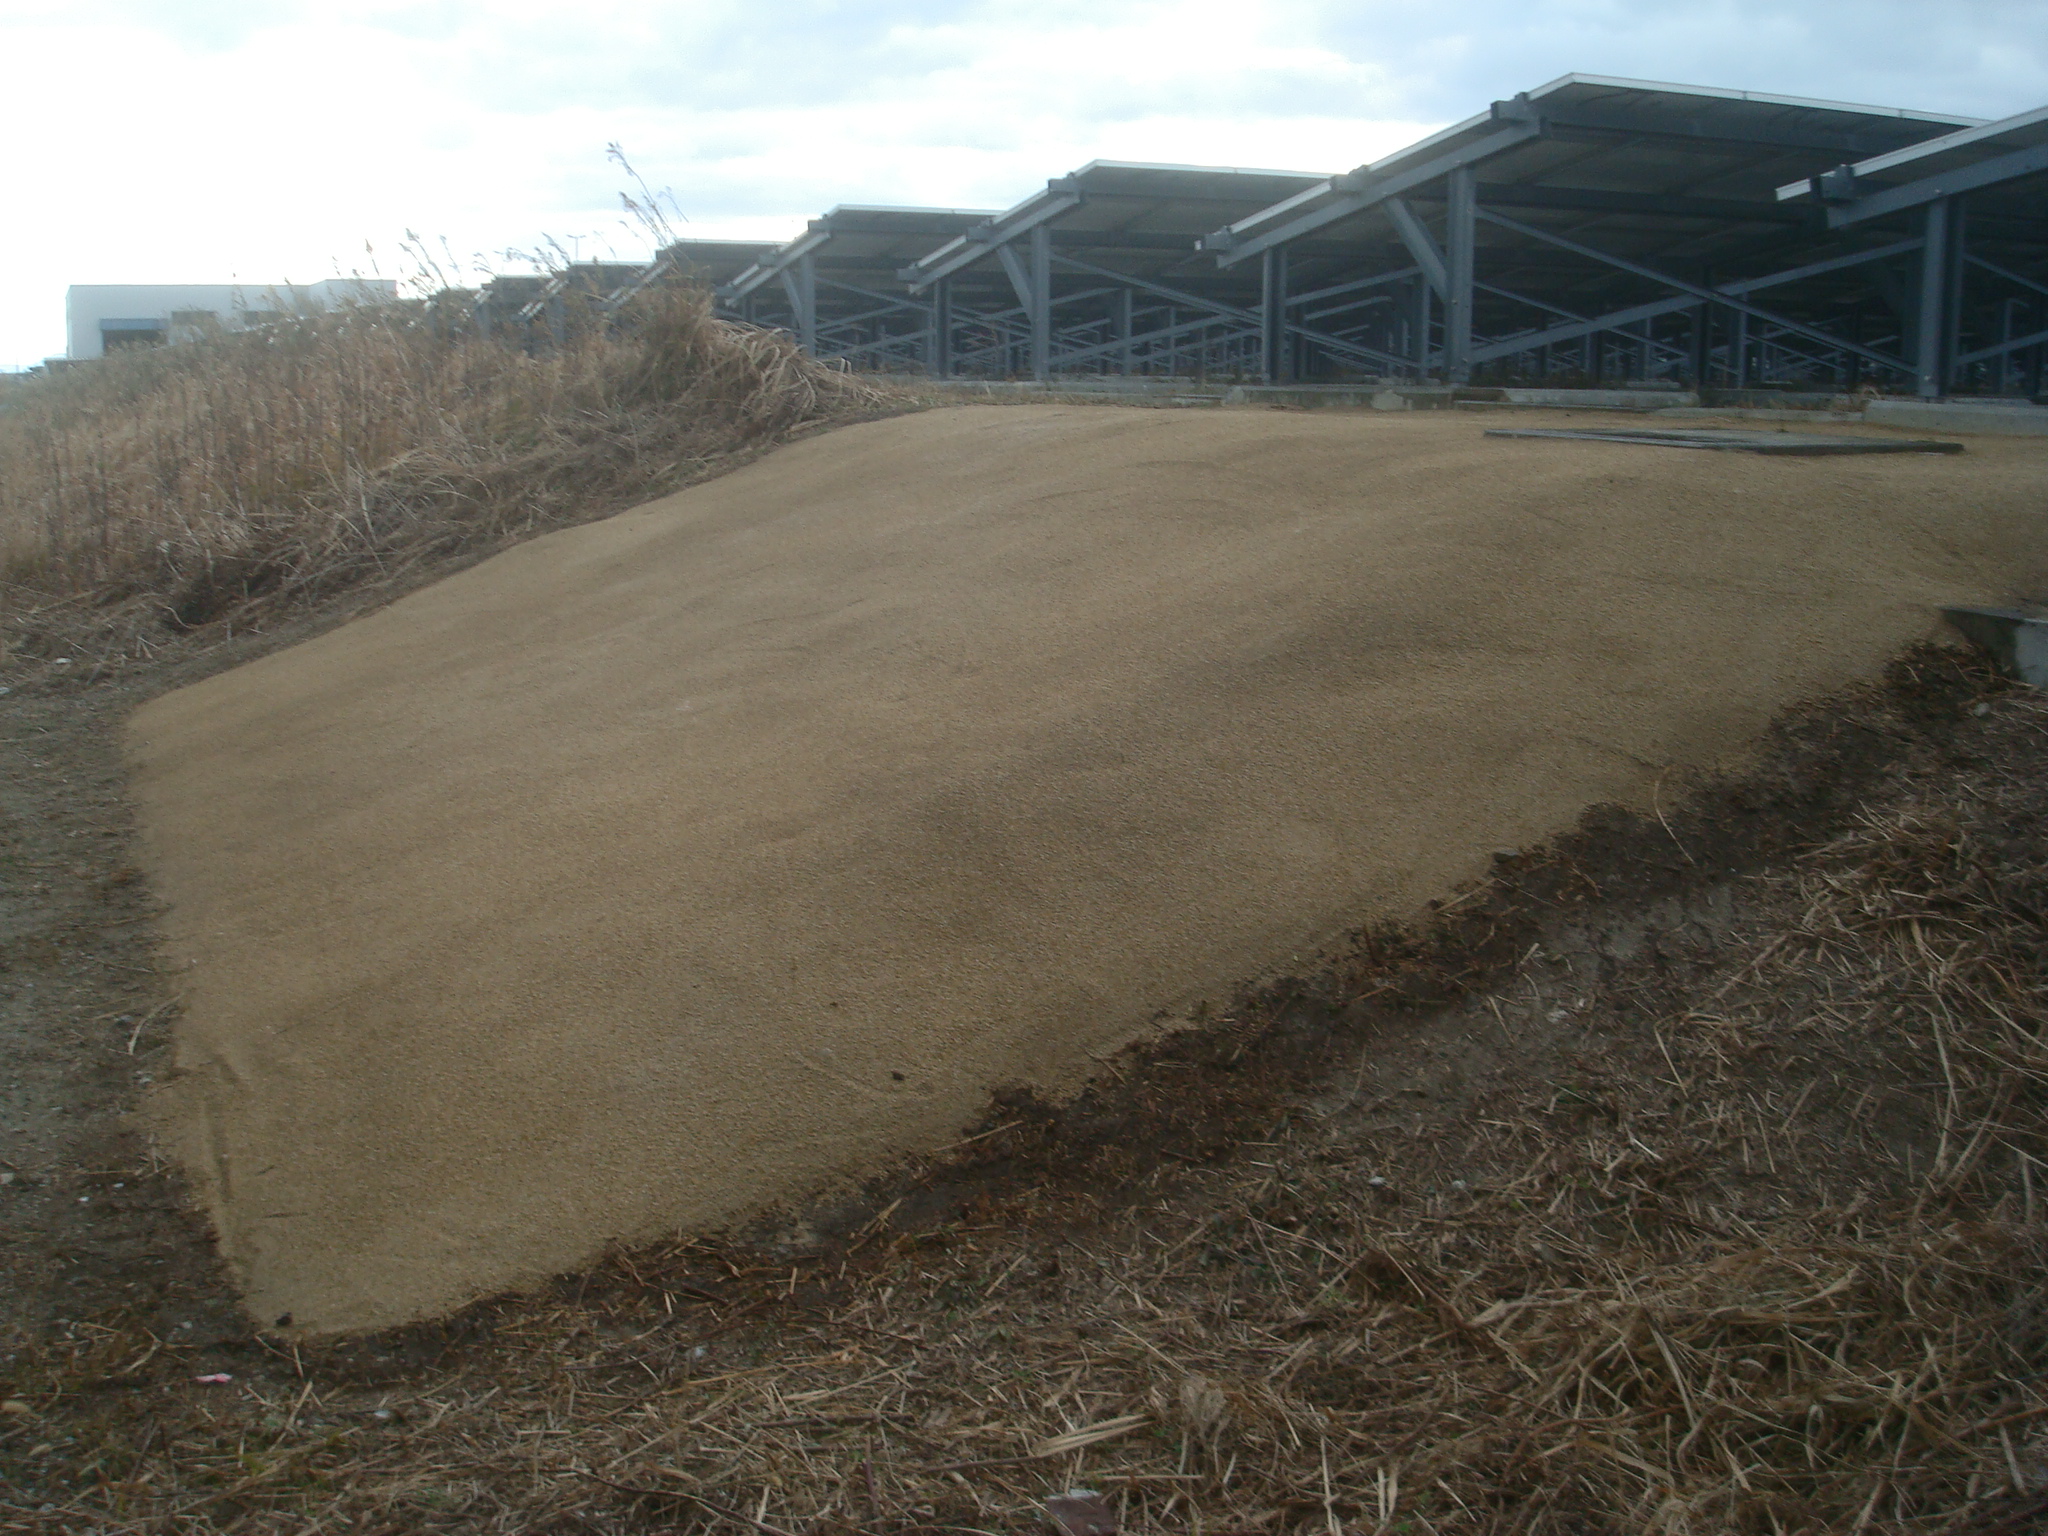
[126,404,2048,1332]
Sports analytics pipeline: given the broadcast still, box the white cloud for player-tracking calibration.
[1,0,2042,366]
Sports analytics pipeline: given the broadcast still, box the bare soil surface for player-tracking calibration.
[6,642,2047,1534]
[0,677,231,1344]
[122,404,2048,1332]
[2,405,2047,1534]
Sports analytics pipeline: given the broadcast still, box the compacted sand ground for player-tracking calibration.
[124,404,2048,1332]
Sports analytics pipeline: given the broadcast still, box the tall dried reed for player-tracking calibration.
[0,289,892,672]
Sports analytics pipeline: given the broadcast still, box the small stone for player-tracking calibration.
[1044,1489,1117,1536]
[1451,1179,1469,1191]
[1367,1175,1387,1188]
[0,1400,31,1416]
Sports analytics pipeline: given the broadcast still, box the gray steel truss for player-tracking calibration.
[455,77,2041,401]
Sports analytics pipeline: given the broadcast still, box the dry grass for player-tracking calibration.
[0,288,894,679]
[7,669,2048,1534]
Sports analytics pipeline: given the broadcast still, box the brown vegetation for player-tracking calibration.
[0,289,893,677]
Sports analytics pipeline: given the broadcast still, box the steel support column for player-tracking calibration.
[932,278,953,378]
[1688,290,1711,387]
[1261,245,1291,383]
[1117,288,1134,374]
[783,253,817,354]
[1444,165,1476,382]
[1029,224,1052,381]
[1944,205,1968,392]
[1413,276,1432,377]
[1916,198,1953,398]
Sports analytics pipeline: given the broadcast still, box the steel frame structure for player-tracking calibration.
[618,240,781,317]
[512,262,649,347]
[891,162,1355,380]
[462,76,2045,400]
[1776,103,2048,396]
[717,207,997,371]
[1196,77,2013,391]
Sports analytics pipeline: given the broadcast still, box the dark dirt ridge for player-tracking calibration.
[3,626,2046,1531]
[0,590,502,1348]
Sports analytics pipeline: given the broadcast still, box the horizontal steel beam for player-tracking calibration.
[1967,252,2048,302]
[1470,181,1818,226]
[1050,229,1232,253]
[1297,293,1394,324]
[1718,237,1923,295]
[1826,141,2048,227]
[1475,280,1588,323]
[1285,266,1424,308]
[1283,319,1407,373]
[1469,287,1897,372]
[815,277,932,311]
[723,227,832,298]
[815,302,930,334]
[1202,122,1543,268]
[1475,207,1912,370]
[1048,300,1407,373]
[1050,252,1250,322]
[1955,324,2048,366]
[901,181,1084,290]
[1467,294,1698,363]
[1046,314,1258,369]
[1530,102,1922,160]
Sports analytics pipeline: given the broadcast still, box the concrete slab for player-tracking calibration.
[1699,389,1856,412]
[921,380,1457,411]
[1486,426,1963,456]
[1495,387,1700,409]
[1943,606,2048,686]
[1653,407,1867,424]
[1867,401,2048,436]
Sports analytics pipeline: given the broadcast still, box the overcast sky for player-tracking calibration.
[2,0,2043,368]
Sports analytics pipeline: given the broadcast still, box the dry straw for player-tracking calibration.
[0,286,892,676]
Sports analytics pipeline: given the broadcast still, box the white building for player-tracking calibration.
[64,278,400,359]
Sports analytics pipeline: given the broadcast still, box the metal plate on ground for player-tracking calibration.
[1484,427,1965,456]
